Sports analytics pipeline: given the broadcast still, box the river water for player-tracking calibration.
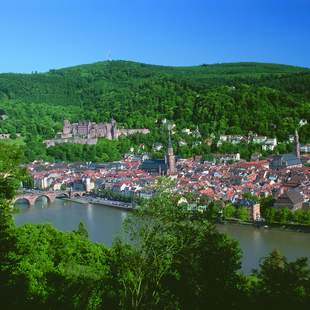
[14,198,310,273]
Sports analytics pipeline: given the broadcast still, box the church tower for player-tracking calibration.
[295,129,301,159]
[167,129,176,175]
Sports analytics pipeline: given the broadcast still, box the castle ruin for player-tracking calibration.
[44,119,149,147]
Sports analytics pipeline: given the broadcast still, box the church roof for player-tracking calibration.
[271,153,302,168]
[140,160,168,172]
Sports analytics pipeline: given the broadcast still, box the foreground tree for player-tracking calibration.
[117,192,246,309]
[0,143,27,306]
[1,150,310,309]
[252,250,310,308]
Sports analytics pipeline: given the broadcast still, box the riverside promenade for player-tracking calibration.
[62,196,134,210]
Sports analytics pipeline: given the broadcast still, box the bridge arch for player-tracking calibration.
[34,195,52,205]
[14,197,31,207]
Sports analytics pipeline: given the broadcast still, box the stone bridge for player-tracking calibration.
[13,190,86,207]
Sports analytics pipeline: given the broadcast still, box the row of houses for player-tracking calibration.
[27,159,158,199]
[175,157,309,211]
[26,150,309,214]
[217,134,278,151]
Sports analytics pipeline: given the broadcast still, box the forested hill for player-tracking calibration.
[0,61,308,107]
[0,60,308,104]
[0,60,309,159]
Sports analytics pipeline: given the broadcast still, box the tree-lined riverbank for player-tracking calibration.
[15,199,310,274]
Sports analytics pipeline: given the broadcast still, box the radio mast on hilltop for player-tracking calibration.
[107,51,112,61]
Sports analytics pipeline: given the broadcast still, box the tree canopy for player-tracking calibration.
[1,145,310,308]
[0,60,309,162]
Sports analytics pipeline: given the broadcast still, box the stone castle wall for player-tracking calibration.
[44,120,149,147]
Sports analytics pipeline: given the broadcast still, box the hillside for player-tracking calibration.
[0,60,309,161]
[0,61,308,105]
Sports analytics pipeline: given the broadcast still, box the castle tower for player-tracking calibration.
[167,129,176,175]
[111,118,118,139]
[61,119,72,138]
[295,129,301,159]
[105,123,112,140]
[87,121,92,138]
[63,120,71,135]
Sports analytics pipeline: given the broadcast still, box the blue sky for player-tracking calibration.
[0,0,309,72]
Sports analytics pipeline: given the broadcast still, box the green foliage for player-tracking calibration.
[122,193,244,308]
[46,138,123,162]
[0,142,25,201]
[223,203,237,218]
[235,207,250,221]
[261,202,310,225]
[11,223,109,308]
[0,60,309,162]
[275,208,292,224]
[253,250,310,308]
[74,222,89,239]
[1,149,310,308]
[96,188,144,205]
[205,201,221,221]
[0,143,28,306]
[263,207,277,224]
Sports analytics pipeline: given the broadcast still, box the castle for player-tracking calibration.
[44,119,150,147]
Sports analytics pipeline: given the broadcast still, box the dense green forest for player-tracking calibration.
[1,145,310,309]
[0,60,309,162]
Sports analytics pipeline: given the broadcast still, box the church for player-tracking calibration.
[270,130,302,169]
[140,131,177,176]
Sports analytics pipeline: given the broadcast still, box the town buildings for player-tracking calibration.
[0,133,21,140]
[217,133,278,151]
[270,130,302,169]
[270,154,302,169]
[273,189,304,211]
[26,128,309,217]
[26,150,309,215]
[140,129,176,175]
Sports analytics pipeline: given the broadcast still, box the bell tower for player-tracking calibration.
[167,129,176,175]
[295,129,301,159]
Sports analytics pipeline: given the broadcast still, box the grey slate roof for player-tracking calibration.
[140,160,168,173]
[277,190,304,204]
[270,153,302,169]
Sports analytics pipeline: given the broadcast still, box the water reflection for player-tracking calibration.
[217,224,310,273]
[34,196,49,208]
[14,200,30,212]
[86,204,93,221]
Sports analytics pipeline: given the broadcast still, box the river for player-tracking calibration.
[14,198,310,274]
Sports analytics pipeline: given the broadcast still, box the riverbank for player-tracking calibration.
[61,197,133,211]
[14,199,310,274]
[222,218,310,233]
[62,197,89,204]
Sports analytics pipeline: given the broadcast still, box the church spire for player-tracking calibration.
[295,128,301,159]
[167,127,176,175]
